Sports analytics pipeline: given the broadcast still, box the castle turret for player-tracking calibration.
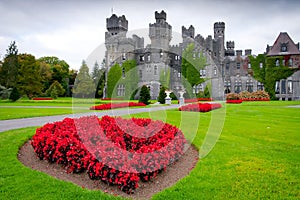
[214,22,225,61]
[105,14,128,39]
[225,41,235,56]
[149,10,172,50]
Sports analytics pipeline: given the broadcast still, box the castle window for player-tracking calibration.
[288,58,293,67]
[282,59,285,66]
[122,67,125,78]
[224,80,231,94]
[139,70,142,79]
[275,59,279,66]
[117,84,125,96]
[288,80,293,94]
[260,62,263,68]
[281,43,288,52]
[234,80,242,93]
[122,53,126,60]
[246,79,253,92]
[154,65,158,75]
[160,52,163,57]
[140,55,144,62]
[248,63,251,69]
[275,81,280,94]
[148,55,151,61]
[237,63,240,69]
[257,81,264,91]
[281,80,286,94]
[178,72,181,78]
[226,63,229,70]
[214,68,217,76]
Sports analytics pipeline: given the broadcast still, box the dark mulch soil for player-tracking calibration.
[18,140,199,200]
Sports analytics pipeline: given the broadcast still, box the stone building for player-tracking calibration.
[266,32,300,100]
[105,10,287,100]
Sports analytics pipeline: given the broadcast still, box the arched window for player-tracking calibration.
[154,65,158,75]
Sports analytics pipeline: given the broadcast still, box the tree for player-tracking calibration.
[107,63,122,98]
[157,86,167,104]
[139,85,151,105]
[17,54,43,98]
[91,61,105,98]
[72,60,96,98]
[0,41,19,88]
[9,87,21,102]
[46,80,65,97]
[38,56,70,95]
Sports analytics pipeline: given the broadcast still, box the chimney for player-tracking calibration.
[245,49,252,56]
[236,50,242,56]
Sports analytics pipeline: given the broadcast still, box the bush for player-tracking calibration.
[226,93,240,100]
[157,86,167,104]
[46,81,65,97]
[9,87,21,102]
[139,85,151,105]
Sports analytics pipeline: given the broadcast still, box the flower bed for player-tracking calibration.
[90,102,146,110]
[32,97,53,100]
[226,99,243,104]
[179,103,222,112]
[197,98,213,101]
[31,115,186,194]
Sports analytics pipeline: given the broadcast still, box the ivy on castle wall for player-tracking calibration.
[249,54,298,99]
[107,60,138,99]
[159,68,170,89]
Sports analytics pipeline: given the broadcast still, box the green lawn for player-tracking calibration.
[0,101,299,199]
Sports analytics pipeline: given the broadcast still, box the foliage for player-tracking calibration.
[179,103,222,112]
[9,87,21,102]
[157,86,167,104]
[0,85,12,99]
[159,68,170,88]
[31,115,186,194]
[170,92,178,100]
[107,63,122,98]
[0,41,19,88]
[139,85,151,105]
[249,54,298,99]
[226,93,240,100]
[181,43,206,87]
[73,61,96,98]
[118,60,139,99]
[197,85,211,98]
[90,102,146,110]
[46,80,65,97]
[17,54,43,98]
[239,90,270,101]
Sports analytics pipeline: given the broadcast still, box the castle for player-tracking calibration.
[104,10,300,100]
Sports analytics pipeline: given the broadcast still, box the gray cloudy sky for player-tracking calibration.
[1,0,300,69]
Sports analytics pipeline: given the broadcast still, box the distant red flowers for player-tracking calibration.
[179,103,222,112]
[31,115,186,194]
[178,98,213,104]
[32,97,53,100]
[226,99,243,104]
[90,102,146,110]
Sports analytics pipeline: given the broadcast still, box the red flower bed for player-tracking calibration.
[179,103,222,112]
[197,98,213,101]
[242,98,270,101]
[31,115,186,194]
[32,97,53,100]
[226,99,243,104]
[90,102,146,110]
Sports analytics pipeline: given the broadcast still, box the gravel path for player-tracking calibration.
[0,104,180,132]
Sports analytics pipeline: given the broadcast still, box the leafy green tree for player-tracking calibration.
[157,86,167,104]
[39,61,53,93]
[0,41,19,88]
[17,54,43,98]
[139,85,151,105]
[38,56,70,95]
[9,87,20,102]
[46,80,65,97]
[249,54,298,99]
[72,60,96,98]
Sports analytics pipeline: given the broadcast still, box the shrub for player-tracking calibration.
[9,87,21,102]
[157,86,167,104]
[226,93,240,100]
[139,85,151,105]
[46,80,65,97]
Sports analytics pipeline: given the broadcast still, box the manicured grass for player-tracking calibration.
[0,107,89,120]
[0,101,299,199]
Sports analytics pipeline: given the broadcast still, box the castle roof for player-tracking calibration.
[267,32,300,56]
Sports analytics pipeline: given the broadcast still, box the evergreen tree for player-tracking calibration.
[0,41,19,88]
[157,86,167,104]
[46,80,65,97]
[72,60,96,98]
[139,85,151,105]
[17,54,43,98]
[9,87,20,102]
